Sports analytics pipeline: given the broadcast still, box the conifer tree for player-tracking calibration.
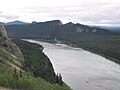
[20,69,22,77]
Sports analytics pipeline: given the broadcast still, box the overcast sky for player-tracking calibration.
[0,0,120,26]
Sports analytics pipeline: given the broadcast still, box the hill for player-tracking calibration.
[5,20,116,39]
[6,20,62,38]
[0,26,71,90]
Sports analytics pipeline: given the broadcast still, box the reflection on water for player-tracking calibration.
[25,39,120,90]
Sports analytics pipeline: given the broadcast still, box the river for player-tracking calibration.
[25,39,120,90]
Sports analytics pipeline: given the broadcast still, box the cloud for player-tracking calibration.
[0,15,19,20]
[0,13,19,20]
[19,3,120,26]
[0,11,3,14]
[1,0,120,26]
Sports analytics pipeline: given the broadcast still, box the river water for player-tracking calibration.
[25,39,120,90]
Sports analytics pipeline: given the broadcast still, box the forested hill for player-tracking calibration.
[6,20,62,38]
[0,26,71,90]
[5,20,116,39]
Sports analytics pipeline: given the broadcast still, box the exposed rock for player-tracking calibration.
[76,27,82,33]
[0,25,8,39]
[0,25,24,63]
[92,28,97,32]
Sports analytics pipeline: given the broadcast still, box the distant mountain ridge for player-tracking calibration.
[0,20,29,25]
[5,20,117,39]
[0,22,5,25]
[6,20,62,38]
[96,26,120,30]
[53,22,113,36]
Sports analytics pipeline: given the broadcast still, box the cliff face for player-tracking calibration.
[0,26,24,67]
[0,26,8,39]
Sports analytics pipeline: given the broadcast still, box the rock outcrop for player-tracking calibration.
[0,26,8,39]
[0,25,24,63]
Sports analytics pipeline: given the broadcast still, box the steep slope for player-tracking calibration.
[13,39,56,83]
[0,26,24,70]
[0,26,8,38]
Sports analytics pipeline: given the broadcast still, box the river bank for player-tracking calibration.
[26,38,120,65]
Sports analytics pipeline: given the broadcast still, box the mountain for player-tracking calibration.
[0,20,29,25]
[6,20,62,38]
[6,20,29,25]
[0,22,5,25]
[5,20,117,39]
[53,22,116,39]
[0,26,71,90]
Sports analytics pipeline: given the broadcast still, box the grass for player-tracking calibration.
[0,63,70,90]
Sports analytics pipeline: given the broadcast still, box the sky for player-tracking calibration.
[0,0,120,26]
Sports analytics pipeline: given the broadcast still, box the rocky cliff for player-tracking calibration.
[0,26,24,68]
[0,26,8,39]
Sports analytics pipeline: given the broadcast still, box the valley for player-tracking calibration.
[1,20,120,90]
[5,20,120,64]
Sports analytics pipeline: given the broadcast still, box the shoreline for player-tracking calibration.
[58,39,120,64]
[76,45,120,64]
[62,40,120,65]
[29,38,120,65]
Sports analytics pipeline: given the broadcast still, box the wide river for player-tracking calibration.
[25,39,120,90]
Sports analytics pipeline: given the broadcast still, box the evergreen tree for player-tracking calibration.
[56,73,59,83]
[20,69,22,77]
[13,68,18,79]
[59,74,63,85]
[56,73,63,85]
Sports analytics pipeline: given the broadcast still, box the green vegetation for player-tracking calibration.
[0,64,70,90]
[0,39,71,90]
[12,39,56,83]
